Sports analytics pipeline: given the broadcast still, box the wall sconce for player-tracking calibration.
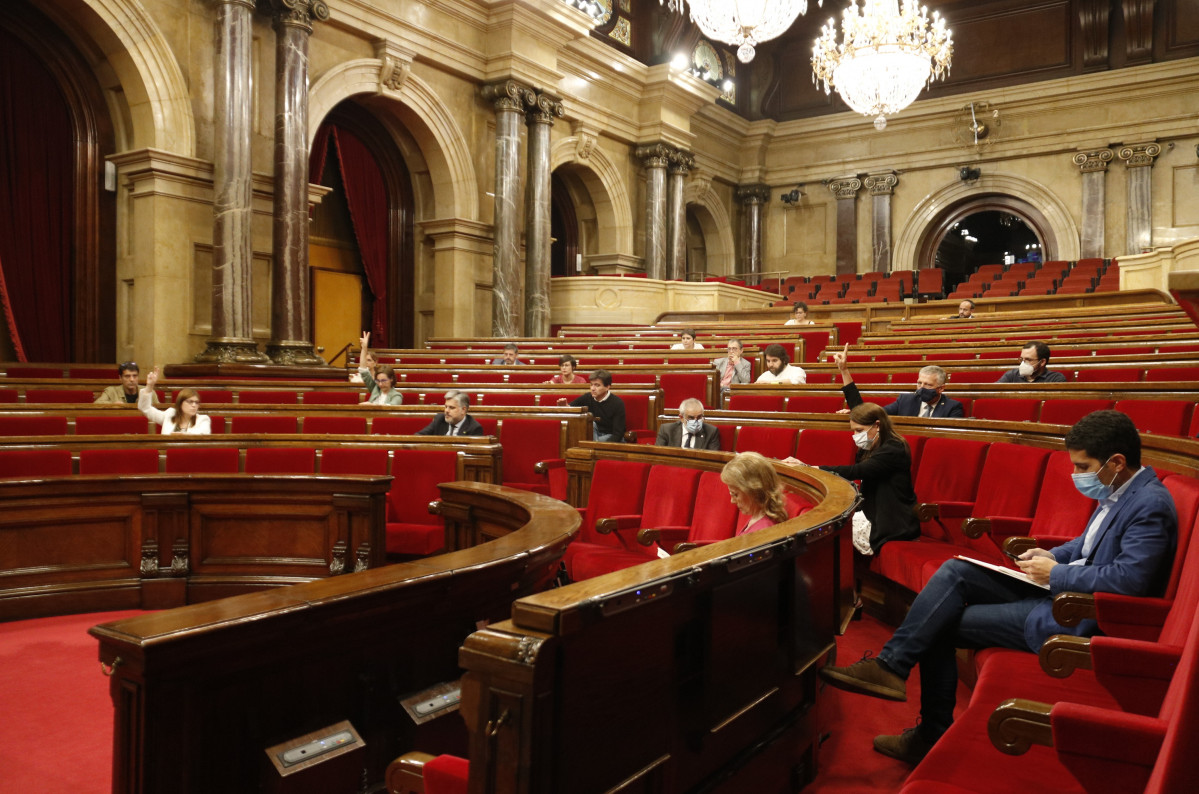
[780,186,805,204]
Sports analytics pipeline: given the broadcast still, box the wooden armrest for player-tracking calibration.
[428,500,443,516]
[533,458,566,474]
[1039,634,1092,678]
[915,503,940,521]
[987,698,1053,755]
[595,515,641,535]
[961,517,991,539]
[637,526,691,549]
[385,751,435,794]
[1002,536,1039,557]
[1052,592,1096,627]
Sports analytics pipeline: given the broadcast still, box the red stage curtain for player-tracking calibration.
[0,28,74,362]
[330,127,389,347]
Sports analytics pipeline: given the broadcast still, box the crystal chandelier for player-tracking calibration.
[812,0,953,130]
[660,1,816,64]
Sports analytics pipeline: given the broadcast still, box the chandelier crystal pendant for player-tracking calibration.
[811,0,953,130]
[661,1,816,63]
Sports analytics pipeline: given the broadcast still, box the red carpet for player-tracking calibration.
[0,610,959,793]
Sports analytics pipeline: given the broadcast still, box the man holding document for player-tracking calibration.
[820,410,1178,765]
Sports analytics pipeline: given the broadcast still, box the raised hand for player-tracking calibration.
[833,343,849,371]
[145,366,161,390]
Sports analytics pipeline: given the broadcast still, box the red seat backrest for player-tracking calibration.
[660,373,709,409]
[1028,450,1096,542]
[371,416,429,435]
[0,449,73,478]
[196,390,234,404]
[301,391,361,405]
[577,459,653,546]
[734,426,797,459]
[319,447,389,475]
[506,371,546,384]
[971,398,1040,422]
[913,438,989,540]
[244,447,315,474]
[1159,475,1199,601]
[303,416,368,435]
[786,395,845,413]
[795,428,857,467]
[1074,367,1143,383]
[622,393,650,435]
[727,395,785,412]
[479,392,537,407]
[1039,399,1115,427]
[6,366,61,378]
[25,389,94,403]
[164,447,240,474]
[0,416,69,436]
[0,389,18,403]
[237,390,298,405]
[1114,399,1194,437]
[78,448,160,475]
[640,465,702,530]
[686,470,740,544]
[499,418,564,487]
[69,367,116,379]
[388,449,458,524]
[230,416,299,434]
[75,416,150,435]
[1143,366,1199,383]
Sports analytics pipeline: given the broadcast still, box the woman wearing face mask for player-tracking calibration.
[139,367,212,435]
[790,402,919,555]
[721,452,791,535]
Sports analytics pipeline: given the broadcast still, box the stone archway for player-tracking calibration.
[684,180,735,277]
[894,172,1080,270]
[550,135,634,258]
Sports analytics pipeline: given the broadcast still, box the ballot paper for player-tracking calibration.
[954,555,1050,590]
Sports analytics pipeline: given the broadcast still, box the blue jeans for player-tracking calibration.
[876,559,1048,740]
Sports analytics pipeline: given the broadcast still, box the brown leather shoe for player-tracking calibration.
[873,726,934,765]
[819,654,907,701]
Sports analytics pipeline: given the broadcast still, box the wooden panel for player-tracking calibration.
[313,268,363,363]
[944,1,1072,81]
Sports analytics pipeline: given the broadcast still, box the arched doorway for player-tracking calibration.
[309,102,416,355]
[550,172,579,277]
[0,2,116,362]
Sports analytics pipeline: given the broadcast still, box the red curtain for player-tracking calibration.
[330,127,389,347]
[0,28,74,362]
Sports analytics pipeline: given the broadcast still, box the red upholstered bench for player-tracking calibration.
[0,416,69,436]
[164,447,240,474]
[75,416,151,435]
[238,390,298,405]
[25,388,94,403]
[385,448,456,556]
[229,416,299,434]
[371,416,429,435]
[301,391,361,405]
[303,416,368,435]
[78,448,160,475]
[244,447,315,474]
[0,449,73,478]
[735,426,796,459]
[728,395,786,412]
[319,447,389,476]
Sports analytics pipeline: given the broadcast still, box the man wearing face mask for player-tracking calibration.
[819,410,1176,766]
[997,340,1066,383]
[655,398,721,450]
[831,345,964,418]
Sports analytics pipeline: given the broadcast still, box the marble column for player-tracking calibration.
[482,80,534,338]
[735,185,770,281]
[196,0,268,364]
[864,172,897,273]
[265,0,328,365]
[523,92,563,337]
[828,176,862,276]
[666,150,694,281]
[1118,143,1161,255]
[1072,149,1113,259]
[635,144,671,280]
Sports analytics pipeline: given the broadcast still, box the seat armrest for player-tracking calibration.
[915,502,940,521]
[961,517,992,539]
[533,458,565,474]
[988,698,1053,755]
[1052,592,1096,627]
[984,515,1034,539]
[637,526,690,550]
[595,514,642,535]
[1002,536,1041,557]
[385,751,435,794]
[1039,634,1092,678]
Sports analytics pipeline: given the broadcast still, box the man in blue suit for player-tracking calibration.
[820,410,1177,765]
[833,345,965,418]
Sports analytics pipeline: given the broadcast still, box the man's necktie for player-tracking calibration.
[686,433,694,448]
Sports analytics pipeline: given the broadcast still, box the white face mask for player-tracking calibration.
[852,429,873,450]
[1018,361,1036,378]
[685,418,703,433]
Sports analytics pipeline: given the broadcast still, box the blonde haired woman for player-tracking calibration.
[720,451,790,535]
[139,367,211,435]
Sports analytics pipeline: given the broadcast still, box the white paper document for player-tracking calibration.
[954,555,1050,590]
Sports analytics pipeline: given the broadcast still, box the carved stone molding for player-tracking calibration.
[827,177,862,200]
[194,338,269,364]
[735,184,771,205]
[864,172,898,196]
[270,0,329,32]
[668,149,695,175]
[635,143,673,169]
[481,79,535,113]
[264,340,326,366]
[1117,142,1162,168]
[1073,149,1114,172]
[526,93,565,126]
[573,124,598,160]
[375,40,416,94]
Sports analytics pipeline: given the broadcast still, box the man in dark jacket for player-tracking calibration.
[655,397,721,450]
[416,390,484,436]
[834,345,965,418]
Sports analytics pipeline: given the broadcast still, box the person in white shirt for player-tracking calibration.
[138,367,212,435]
[784,302,815,326]
[670,328,704,350]
[755,343,807,385]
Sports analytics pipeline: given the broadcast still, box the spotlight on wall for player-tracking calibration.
[780,186,805,205]
[959,166,981,182]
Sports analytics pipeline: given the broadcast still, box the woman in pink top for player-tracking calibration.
[721,451,790,535]
[545,354,589,384]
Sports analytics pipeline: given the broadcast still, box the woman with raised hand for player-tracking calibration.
[139,367,211,435]
[721,451,790,535]
[357,331,403,406]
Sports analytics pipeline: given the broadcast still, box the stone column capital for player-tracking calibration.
[635,143,674,169]
[1117,142,1161,168]
[526,93,565,126]
[1073,149,1114,172]
[735,184,771,205]
[668,150,695,175]
[270,0,329,32]
[482,80,535,113]
[827,176,862,200]
[864,172,898,195]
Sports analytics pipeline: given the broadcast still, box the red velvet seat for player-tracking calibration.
[68,366,116,379]
[479,392,536,406]
[164,447,240,474]
[1021,450,1098,549]
[0,389,18,403]
[786,395,845,413]
[386,448,457,556]
[795,428,857,467]
[25,388,94,403]
[505,371,546,384]
[423,754,469,794]
[727,395,786,412]
[319,447,389,475]
[371,416,429,435]
[230,416,299,434]
[463,372,504,384]
[948,370,1001,383]
[75,415,150,435]
[734,426,797,459]
[1073,367,1143,383]
[910,437,989,541]
[499,418,566,498]
[0,416,69,436]
[237,390,298,405]
[301,391,360,405]
[1114,399,1194,437]
[1142,366,1199,383]
[78,448,160,475]
[402,371,449,384]
[562,459,652,579]
[1039,399,1115,427]
[621,393,653,443]
[196,390,234,404]
[972,398,1041,422]
[0,449,73,478]
[660,372,710,408]
[244,447,315,474]
[303,416,368,435]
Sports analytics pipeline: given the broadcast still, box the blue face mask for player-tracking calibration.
[914,387,939,403]
[1072,458,1115,499]
[685,418,703,433]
